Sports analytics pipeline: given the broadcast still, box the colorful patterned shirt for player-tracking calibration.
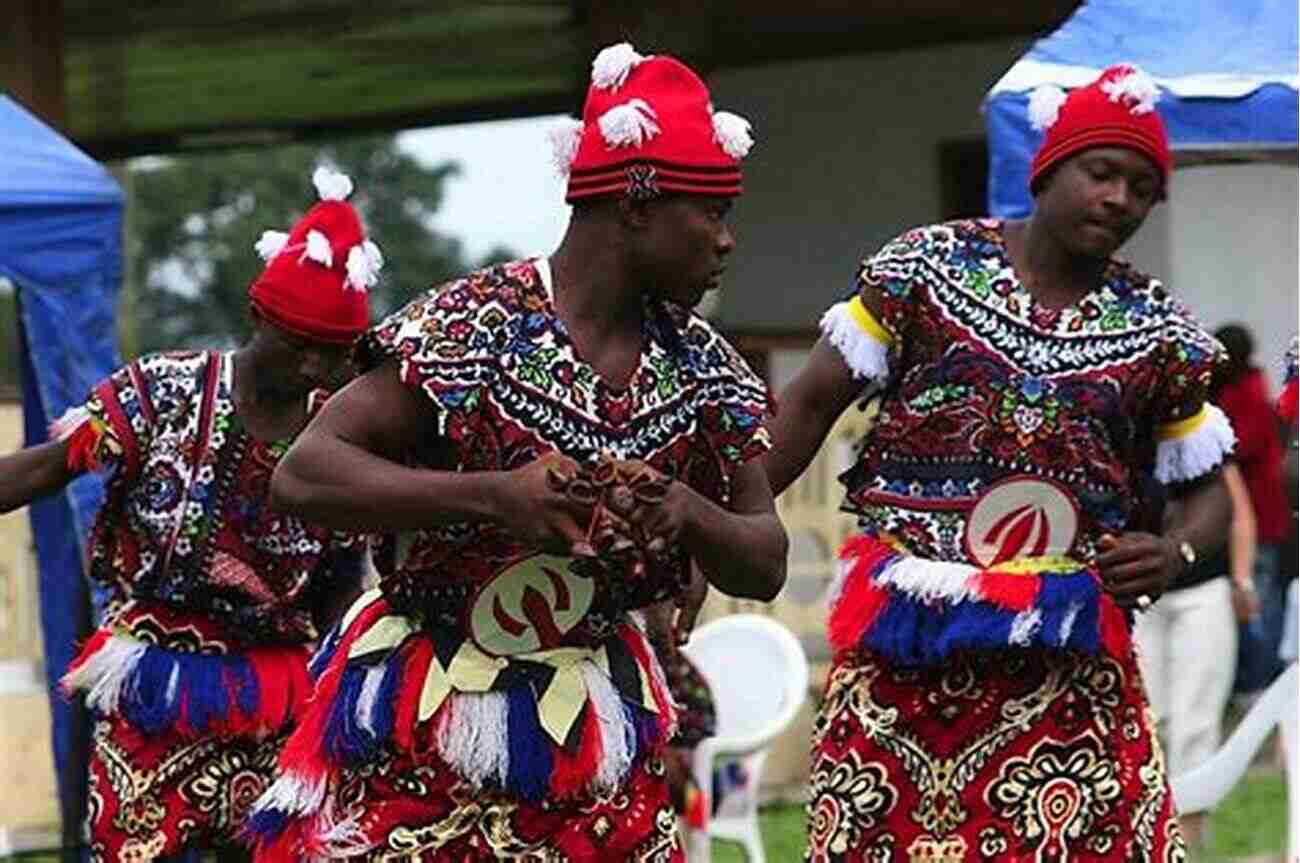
[67,350,355,644]
[825,219,1231,568]
[355,258,771,650]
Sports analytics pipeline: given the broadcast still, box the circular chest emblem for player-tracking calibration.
[470,555,596,656]
[964,476,1079,567]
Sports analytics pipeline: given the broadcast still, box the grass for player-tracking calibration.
[6,771,1287,861]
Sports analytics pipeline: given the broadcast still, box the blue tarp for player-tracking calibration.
[984,0,1299,217]
[0,94,122,847]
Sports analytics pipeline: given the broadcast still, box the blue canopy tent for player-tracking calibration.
[984,0,1298,217]
[0,94,122,852]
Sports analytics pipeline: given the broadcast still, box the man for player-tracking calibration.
[764,66,1232,860]
[0,166,377,861]
[247,43,786,862]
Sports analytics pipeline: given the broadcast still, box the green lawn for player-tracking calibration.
[6,770,1287,861]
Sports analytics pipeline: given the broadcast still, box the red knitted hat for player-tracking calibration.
[1029,64,1171,198]
[247,166,380,345]
[553,43,754,203]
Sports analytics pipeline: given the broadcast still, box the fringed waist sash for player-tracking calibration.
[829,534,1131,666]
[248,588,676,851]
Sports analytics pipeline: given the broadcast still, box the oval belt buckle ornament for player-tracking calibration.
[469,554,596,656]
[964,475,1081,567]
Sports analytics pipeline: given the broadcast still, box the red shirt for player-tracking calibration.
[1219,368,1290,543]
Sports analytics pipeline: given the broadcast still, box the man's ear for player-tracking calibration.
[617,195,653,231]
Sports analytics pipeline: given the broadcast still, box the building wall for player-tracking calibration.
[708,37,1030,334]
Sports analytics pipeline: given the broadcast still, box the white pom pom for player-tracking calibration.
[1027,85,1069,131]
[300,229,333,268]
[312,165,354,201]
[712,111,753,159]
[254,230,289,261]
[1101,66,1161,115]
[598,99,660,150]
[591,42,646,90]
[345,240,384,291]
[548,118,585,177]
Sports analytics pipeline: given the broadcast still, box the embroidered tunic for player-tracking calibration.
[252,259,770,862]
[806,219,1231,862]
[53,350,357,861]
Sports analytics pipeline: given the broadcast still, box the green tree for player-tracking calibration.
[127,135,503,357]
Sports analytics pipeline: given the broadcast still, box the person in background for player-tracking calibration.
[1214,324,1290,698]
[1135,460,1257,850]
[0,166,374,862]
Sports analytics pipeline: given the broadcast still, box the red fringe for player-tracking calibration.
[828,537,897,652]
[549,699,603,798]
[1098,599,1131,659]
[277,596,390,778]
[64,420,103,473]
[972,570,1042,611]
[622,624,674,726]
[253,820,305,863]
[236,646,311,737]
[392,639,434,753]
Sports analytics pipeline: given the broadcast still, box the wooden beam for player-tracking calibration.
[2,0,65,129]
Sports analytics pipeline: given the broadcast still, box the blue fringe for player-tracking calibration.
[324,665,373,765]
[861,570,1103,666]
[310,622,344,680]
[506,686,553,802]
[370,652,403,745]
[124,648,181,734]
[183,653,234,733]
[243,806,291,843]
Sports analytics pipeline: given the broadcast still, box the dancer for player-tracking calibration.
[0,166,377,861]
[764,65,1233,860]
[248,43,785,862]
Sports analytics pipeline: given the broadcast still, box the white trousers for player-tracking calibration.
[1134,577,1238,786]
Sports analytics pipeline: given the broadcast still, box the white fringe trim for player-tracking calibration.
[712,111,754,159]
[436,691,510,789]
[312,165,354,201]
[580,664,636,794]
[873,556,981,605]
[549,118,585,177]
[598,99,660,150]
[591,42,646,90]
[1059,601,1082,644]
[356,664,386,735]
[820,301,889,382]
[310,797,372,860]
[1154,404,1235,484]
[61,634,147,716]
[1009,609,1043,646]
[253,772,329,817]
[49,405,92,442]
[255,229,290,262]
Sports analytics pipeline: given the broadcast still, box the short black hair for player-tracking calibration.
[1214,323,1255,381]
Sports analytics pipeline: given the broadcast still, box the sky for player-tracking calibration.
[398,115,573,261]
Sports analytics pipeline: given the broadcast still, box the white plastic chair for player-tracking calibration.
[1170,661,1297,858]
[681,614,809,863]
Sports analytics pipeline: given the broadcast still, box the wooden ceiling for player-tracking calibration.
[44,0,1077,159]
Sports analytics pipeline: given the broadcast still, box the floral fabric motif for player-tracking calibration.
[805,649,1185,862]
[85,715,284,862]
[80,351,353,643]
[843,219,1225,563]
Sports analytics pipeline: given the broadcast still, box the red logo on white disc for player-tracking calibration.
[470,555,595,656]
[964,477,1079,567]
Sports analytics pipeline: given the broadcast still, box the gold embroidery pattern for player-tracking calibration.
[806,750,898,859]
